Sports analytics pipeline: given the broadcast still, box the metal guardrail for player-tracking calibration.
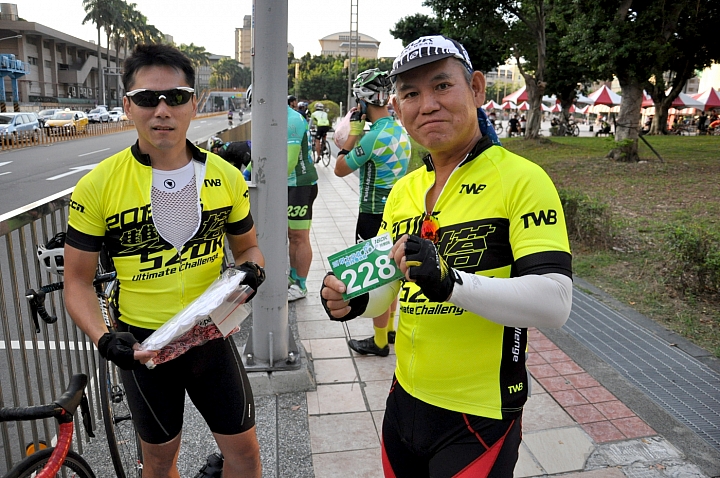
[0,187,102,474]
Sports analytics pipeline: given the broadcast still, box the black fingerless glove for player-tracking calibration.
[405,235,462,303]
[320,272,368,322]
[97,332,140,370]
[236,261,266,301]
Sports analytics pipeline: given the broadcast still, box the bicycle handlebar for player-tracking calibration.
[0,374,87,423]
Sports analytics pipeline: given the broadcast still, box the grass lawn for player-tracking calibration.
[411,136,720,357]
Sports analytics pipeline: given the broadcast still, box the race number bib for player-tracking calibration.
[328,233,403,300]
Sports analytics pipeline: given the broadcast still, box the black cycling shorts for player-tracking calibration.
[288,184,318,226]
[382,378,522,478]
[315,126,330,140]
[355,212,383,243]
[117,321,255,444]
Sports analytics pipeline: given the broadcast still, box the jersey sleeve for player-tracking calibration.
[66,173,107,251]
[226,166,254,236]
[504,160,571,277]
[344,128,379,171]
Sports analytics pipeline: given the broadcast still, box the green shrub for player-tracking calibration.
[310,100,340,123]
[666,226,720,297]
[558,188,613,248]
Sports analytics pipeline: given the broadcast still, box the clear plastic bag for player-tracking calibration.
[140,268,253,368]
[333,110,354,149]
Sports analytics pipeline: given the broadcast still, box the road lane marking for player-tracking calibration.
[47,163,99,180]
[0,161,11,167]
[0,340,82,350]
[0,171,10,176]
[78,148,110,157]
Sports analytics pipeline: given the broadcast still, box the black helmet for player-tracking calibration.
[208,136,224,151]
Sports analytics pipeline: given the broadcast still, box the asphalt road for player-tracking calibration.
[0,113,245,216]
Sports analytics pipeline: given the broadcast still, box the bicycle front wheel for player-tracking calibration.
[495,124,503,134]
[6,448,95,478]
[100,357,143,478]
[322,139,331,167]
[572,125,580,137]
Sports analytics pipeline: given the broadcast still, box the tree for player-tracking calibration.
[210,58,248,89]
[564,0,720,160]
[82,0,113,102]
[179,43,211,91]
[390,14,444,45]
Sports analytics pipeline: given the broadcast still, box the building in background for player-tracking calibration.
[319,32,379,59]
[235,15,252,69]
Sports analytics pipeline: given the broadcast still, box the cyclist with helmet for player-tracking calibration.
[208,136,252,172]
[308,103,330,160]
[334,68,411,357]
[297,101,309,121]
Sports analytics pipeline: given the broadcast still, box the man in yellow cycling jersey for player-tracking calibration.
[308,102,330,159]
[321,35,573,477]
[64,44,264,477]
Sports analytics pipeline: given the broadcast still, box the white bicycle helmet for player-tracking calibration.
[352,69,392,107]
[208,136,224,151]
[37,232,66,276]
[315,103,324,111]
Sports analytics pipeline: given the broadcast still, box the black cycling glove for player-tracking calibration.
[405,235,462,303]
[320,272,368,322]
[235,261,266,301]
[97,332,140,370]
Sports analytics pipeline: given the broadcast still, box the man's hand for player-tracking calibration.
[391,235,461,303]
[235,261,266,301]
[98,332,156,370]
[320,272,368,321]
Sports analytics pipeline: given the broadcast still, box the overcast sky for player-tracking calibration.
[24,0,434,59]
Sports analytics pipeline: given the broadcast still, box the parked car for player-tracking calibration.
[37,108,62,127]
[45,110,89,134]
[87,107,110,123]
[0,112,41,142]
[108,110,123,122]
[111,107,123,113]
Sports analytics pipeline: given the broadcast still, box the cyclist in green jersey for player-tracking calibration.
[309,103,330,159]
[321,35,572,477]
[335,69,410,356]
[287,99,319,301]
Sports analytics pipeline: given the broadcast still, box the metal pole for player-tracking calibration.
[244,0,293,369]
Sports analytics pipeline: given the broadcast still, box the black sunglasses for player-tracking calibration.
[126,87,195,107]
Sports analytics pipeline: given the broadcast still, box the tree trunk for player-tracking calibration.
[606,77,642,162]
[524,75,545,139]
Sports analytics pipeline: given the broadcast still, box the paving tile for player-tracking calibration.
[528,363,559,379]
[294,304,330,322]
[581,421,625,443]
[529,376,544,395]
[556,469,626,478]
[514,442,545,477]
[551,361,586,375]
[308,338,352,359]
[309,412,380,453]
[578,386,616,404]
[523,392,575,432]
[594,400,635,420]
[363,379,392,411]
[354,354,397,382]
[565,372,601,390]
[565,404,606,424]
[306,383,366,415]
[550,389,589,407]
[537,375,574,392]
[612,417,656,439]
[526,351,547,366]
[298,320,346,340]
[522,427,595,474]
[371,410,385,437]
[530,338,558,352]
[312,448,384,478]
[314,358,358,384]
[538,349,572,363]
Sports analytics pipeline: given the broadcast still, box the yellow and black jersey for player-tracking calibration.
[379,135,571,419]
[66,140,253,330]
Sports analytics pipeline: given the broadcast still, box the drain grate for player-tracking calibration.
[565,289,720,453]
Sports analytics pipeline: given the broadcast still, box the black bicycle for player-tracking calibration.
[310,127,331,167]
[27,265,143,478]
[0,374,96,478]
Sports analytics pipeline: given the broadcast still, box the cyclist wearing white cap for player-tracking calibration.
[321,35,572,477]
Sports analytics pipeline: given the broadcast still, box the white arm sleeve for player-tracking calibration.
[449,272,572,328]
[360,280,402,318]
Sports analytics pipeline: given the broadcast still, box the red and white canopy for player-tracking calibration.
[517,101,529,111]
[587,85,622,106]
[482,100,502,110]
[576,105,590,115]
[691,88,720,111]
[549,103,576,113]
[642,90,704,109]
[500,101,517,110]
[502,86,527,103]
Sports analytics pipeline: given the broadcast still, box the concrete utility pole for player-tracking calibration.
[243,0,303,375]
[346,0,359,114]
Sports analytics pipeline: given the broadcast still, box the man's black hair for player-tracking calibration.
[122,44,195,91]
[288,95,297,106]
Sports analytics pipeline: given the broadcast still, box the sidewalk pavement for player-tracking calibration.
[290,158,717,477]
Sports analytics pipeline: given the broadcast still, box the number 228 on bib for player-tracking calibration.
[328,233,404,300]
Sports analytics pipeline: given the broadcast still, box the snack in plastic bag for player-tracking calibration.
[140,268,253,368]
[333,110,354,149]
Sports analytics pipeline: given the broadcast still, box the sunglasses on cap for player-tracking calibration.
[126,87,195,107]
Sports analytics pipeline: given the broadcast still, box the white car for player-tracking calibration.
[108,111,123,122]
[88,107,110,123]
